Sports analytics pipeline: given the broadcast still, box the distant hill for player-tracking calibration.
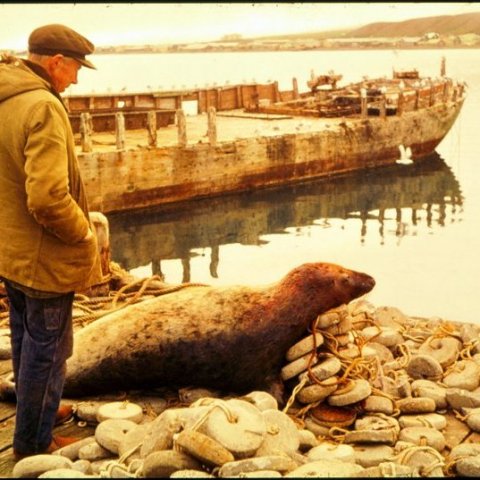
[350,12,480,37]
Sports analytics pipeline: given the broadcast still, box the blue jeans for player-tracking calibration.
[4,281,74,454]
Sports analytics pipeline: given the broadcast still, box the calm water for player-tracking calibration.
[68,49,480,324]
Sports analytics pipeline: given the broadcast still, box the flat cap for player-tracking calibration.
[28,23,96,69]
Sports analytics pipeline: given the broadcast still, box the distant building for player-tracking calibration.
[422,32,440,40]
[221,34,243,41]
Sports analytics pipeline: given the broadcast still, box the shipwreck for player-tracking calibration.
[67,59,466,214]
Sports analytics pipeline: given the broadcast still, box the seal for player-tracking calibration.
[64,262,375,396]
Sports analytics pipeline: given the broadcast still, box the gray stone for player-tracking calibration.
[328,378,371,406]
[303,417,331,437]
[456,456,480,477]
[286,333,324,361]
[76,401,107,424]
[238,471,283,478]
[398,426,446,452]
[393,445,445,476]
[450,443,480,460]
[407,355,443,381]
[38,469,92,478]
[175,429,234,466]
[411,379,448,410]
[297,377,338,404]
[200,399,266,458]
[306,442,355,463]
[96,401,144,423]
[170,470,214,478]
[71,459,92,474]
[255,409,300,457]
[299,356,342,383]
[284,459,364,477]
[281,353,318,381]
[53,435,97,461]
[90,458,117,475]
[139,408,184,458]
[325,317,353,336]
[446,388,480,409]
[353,462,419,477]
[242,391,278,411]
[396,397,437,414]
[345,429,397,445]
[118,422,150,461]
[373,306,409,330]
[133,396,168,417]
[398,413,447,430]
[316,308,345,329]
[218,455,297,477]
[464,408,480,432]
[361,326,404,348]
[353,444,395,467]
[443,360,480,391]
[362,342,394,364]
[362,395,394,415]
[12,455,74,478]
[298,429,319,451]
[95,418,138,454]
[418,336,462,368]
[78,441,113,461]
[178,387,220,404]
[142,450,201,478]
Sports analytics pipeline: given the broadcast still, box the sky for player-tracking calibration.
[1,2,480,50]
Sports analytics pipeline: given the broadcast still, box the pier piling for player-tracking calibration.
[115,112,125,150]
[207,107,217,147]
[177,109,187,147]
[147,111,157,147]
[80,112,93,153]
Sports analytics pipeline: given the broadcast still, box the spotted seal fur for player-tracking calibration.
[64,262,375,396]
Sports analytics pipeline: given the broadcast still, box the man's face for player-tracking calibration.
[47,55,81,93]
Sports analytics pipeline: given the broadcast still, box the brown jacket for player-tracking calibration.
[0,57,103,293]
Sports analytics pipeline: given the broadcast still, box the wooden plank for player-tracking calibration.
[0,403,15,422]
[0,359,12,376]
[0,415,95,477]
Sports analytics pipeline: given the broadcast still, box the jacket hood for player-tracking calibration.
[0,56,53,104]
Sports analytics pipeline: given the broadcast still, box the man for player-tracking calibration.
[0,24,103,459]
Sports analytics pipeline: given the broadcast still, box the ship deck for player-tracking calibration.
[74,109,335,154]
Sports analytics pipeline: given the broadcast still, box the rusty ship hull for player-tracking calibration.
[70,70,466,214]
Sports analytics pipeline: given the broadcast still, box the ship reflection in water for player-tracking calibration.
[107,152,463,283]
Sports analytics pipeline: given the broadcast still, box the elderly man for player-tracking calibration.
[0,24,103,459]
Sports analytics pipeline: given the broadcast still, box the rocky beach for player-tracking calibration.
[4,296,480,478]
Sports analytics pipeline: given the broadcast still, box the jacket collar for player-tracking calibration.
[22,58,67,110]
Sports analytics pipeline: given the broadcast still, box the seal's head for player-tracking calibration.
[279,262,375,313]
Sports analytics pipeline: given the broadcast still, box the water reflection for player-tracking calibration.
[107,152,463,282]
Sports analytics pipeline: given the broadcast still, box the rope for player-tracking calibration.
[188,398,238,432]
[72,277,209,327]
[282,376,308,414]
[100,441,143,478]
